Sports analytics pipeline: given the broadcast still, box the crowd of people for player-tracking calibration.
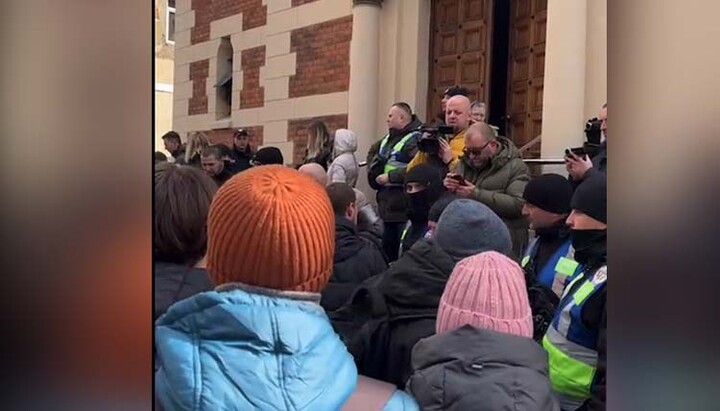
[154,86,608,410]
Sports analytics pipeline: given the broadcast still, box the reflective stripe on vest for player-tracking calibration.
[543,265,607,406]
[379,132,415,173]
[522,237,579,295]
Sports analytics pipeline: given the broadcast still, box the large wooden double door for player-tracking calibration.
[428,0,547,155]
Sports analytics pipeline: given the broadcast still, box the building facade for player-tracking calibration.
[172,0,606,183]
[156,0,176,153]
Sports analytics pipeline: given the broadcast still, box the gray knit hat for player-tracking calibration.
[434,199,512,261]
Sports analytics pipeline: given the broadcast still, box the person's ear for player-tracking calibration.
[346,202,357,222]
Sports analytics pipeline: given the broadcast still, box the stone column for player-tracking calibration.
[348,0,383,198]
[540,0,588,174]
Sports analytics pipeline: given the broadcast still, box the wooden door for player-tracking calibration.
[506,0,547,156]
[427,0,494,124]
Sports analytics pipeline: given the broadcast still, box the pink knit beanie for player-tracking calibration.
[436,251,533,338]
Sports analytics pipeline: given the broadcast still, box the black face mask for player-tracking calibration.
[406,190,433,223]
[571,229,607,266]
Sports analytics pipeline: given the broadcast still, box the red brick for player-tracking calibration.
[289,16,352,98]
[240,46,266,109]
[189,59,210,115]
[287,114,348,166]
[191,0,267,45]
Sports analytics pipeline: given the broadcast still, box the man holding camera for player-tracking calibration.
[566,103,607,187]
[367,102,423,262]
[407,95,472,174]
[443,122,530,260]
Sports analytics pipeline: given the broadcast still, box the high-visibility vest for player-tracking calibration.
[378,132,417,174]
[521,237,580,296]
[398,221,428,258]
[542,265,607,410]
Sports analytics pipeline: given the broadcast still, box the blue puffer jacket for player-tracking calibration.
[155,285,418,411]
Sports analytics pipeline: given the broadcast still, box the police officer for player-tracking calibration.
[542,173,607,410]
[368,102,422,262]
[521,173,578,296]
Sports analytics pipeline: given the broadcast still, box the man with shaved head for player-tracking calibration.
[367,102,423,261]
[443,121,530,260]
[407,94,471,174]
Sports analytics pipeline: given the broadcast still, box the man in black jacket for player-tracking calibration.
[201,146,234,187]
[321,183,388,312]
[228,128,254,174]
[367,102,422,262]
[330,199,513,388]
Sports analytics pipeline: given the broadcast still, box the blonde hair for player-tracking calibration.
[306,121,331,160]
[185,132,210,163]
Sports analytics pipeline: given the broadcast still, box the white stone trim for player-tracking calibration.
[155,83,175,93]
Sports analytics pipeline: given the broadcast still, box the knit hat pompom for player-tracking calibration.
[207,165,335,292]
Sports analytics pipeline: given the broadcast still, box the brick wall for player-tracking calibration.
[203,126,264,150]
[191,0,267,45]
[287,114,348,166]
[189,59,210,115]
[289,16,352,98]
[240,46,266,109]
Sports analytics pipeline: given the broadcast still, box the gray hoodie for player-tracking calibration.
[328,128,359,187]
[406,325,559,411]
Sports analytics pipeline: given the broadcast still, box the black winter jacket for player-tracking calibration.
[407,326,559,411]
[321,218,388,312]
[329,238,456,388]
[367,116,423,223]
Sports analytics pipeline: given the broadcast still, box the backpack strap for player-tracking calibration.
[341,375,397,411]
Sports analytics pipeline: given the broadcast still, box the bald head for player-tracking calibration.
[445,95,472,132]
[464,122,500,169]
[466,122,496,144]
[298,163,328,186]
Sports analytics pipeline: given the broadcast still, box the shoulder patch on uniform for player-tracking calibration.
[592,266,607,285]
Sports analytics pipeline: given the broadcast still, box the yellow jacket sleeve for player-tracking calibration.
[447,129,467,171]
[406,151,427,172]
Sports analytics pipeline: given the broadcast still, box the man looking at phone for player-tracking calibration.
[407,95,471,173]
[566,103,607,186]
[443,122,530,260]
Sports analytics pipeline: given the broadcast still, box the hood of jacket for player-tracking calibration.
[334,129,358,156]
[379,239,456,315]
[155,285,358,411]
[407,325,558,411]
[461,135,522,174]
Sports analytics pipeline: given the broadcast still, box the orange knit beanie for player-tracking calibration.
[206,165,335,292]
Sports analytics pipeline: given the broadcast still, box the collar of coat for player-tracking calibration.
[215,282,322,304]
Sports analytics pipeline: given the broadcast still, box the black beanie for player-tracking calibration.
[571,173,607,223]
[253,147,284,165]
[405,164,444,189]
[523,174,573,214]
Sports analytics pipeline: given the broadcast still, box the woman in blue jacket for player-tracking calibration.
[155,165,417,411]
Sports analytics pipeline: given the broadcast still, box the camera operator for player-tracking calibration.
[566,103,607,187]
[435,86,470,125]
[367,102,423,262]
[407,95,472,174]
[443,122,530,260]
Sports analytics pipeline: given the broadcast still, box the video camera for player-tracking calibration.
[565,117,603,159]
[416,124,455,154]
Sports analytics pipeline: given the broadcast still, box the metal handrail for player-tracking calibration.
[522,158,566,165]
